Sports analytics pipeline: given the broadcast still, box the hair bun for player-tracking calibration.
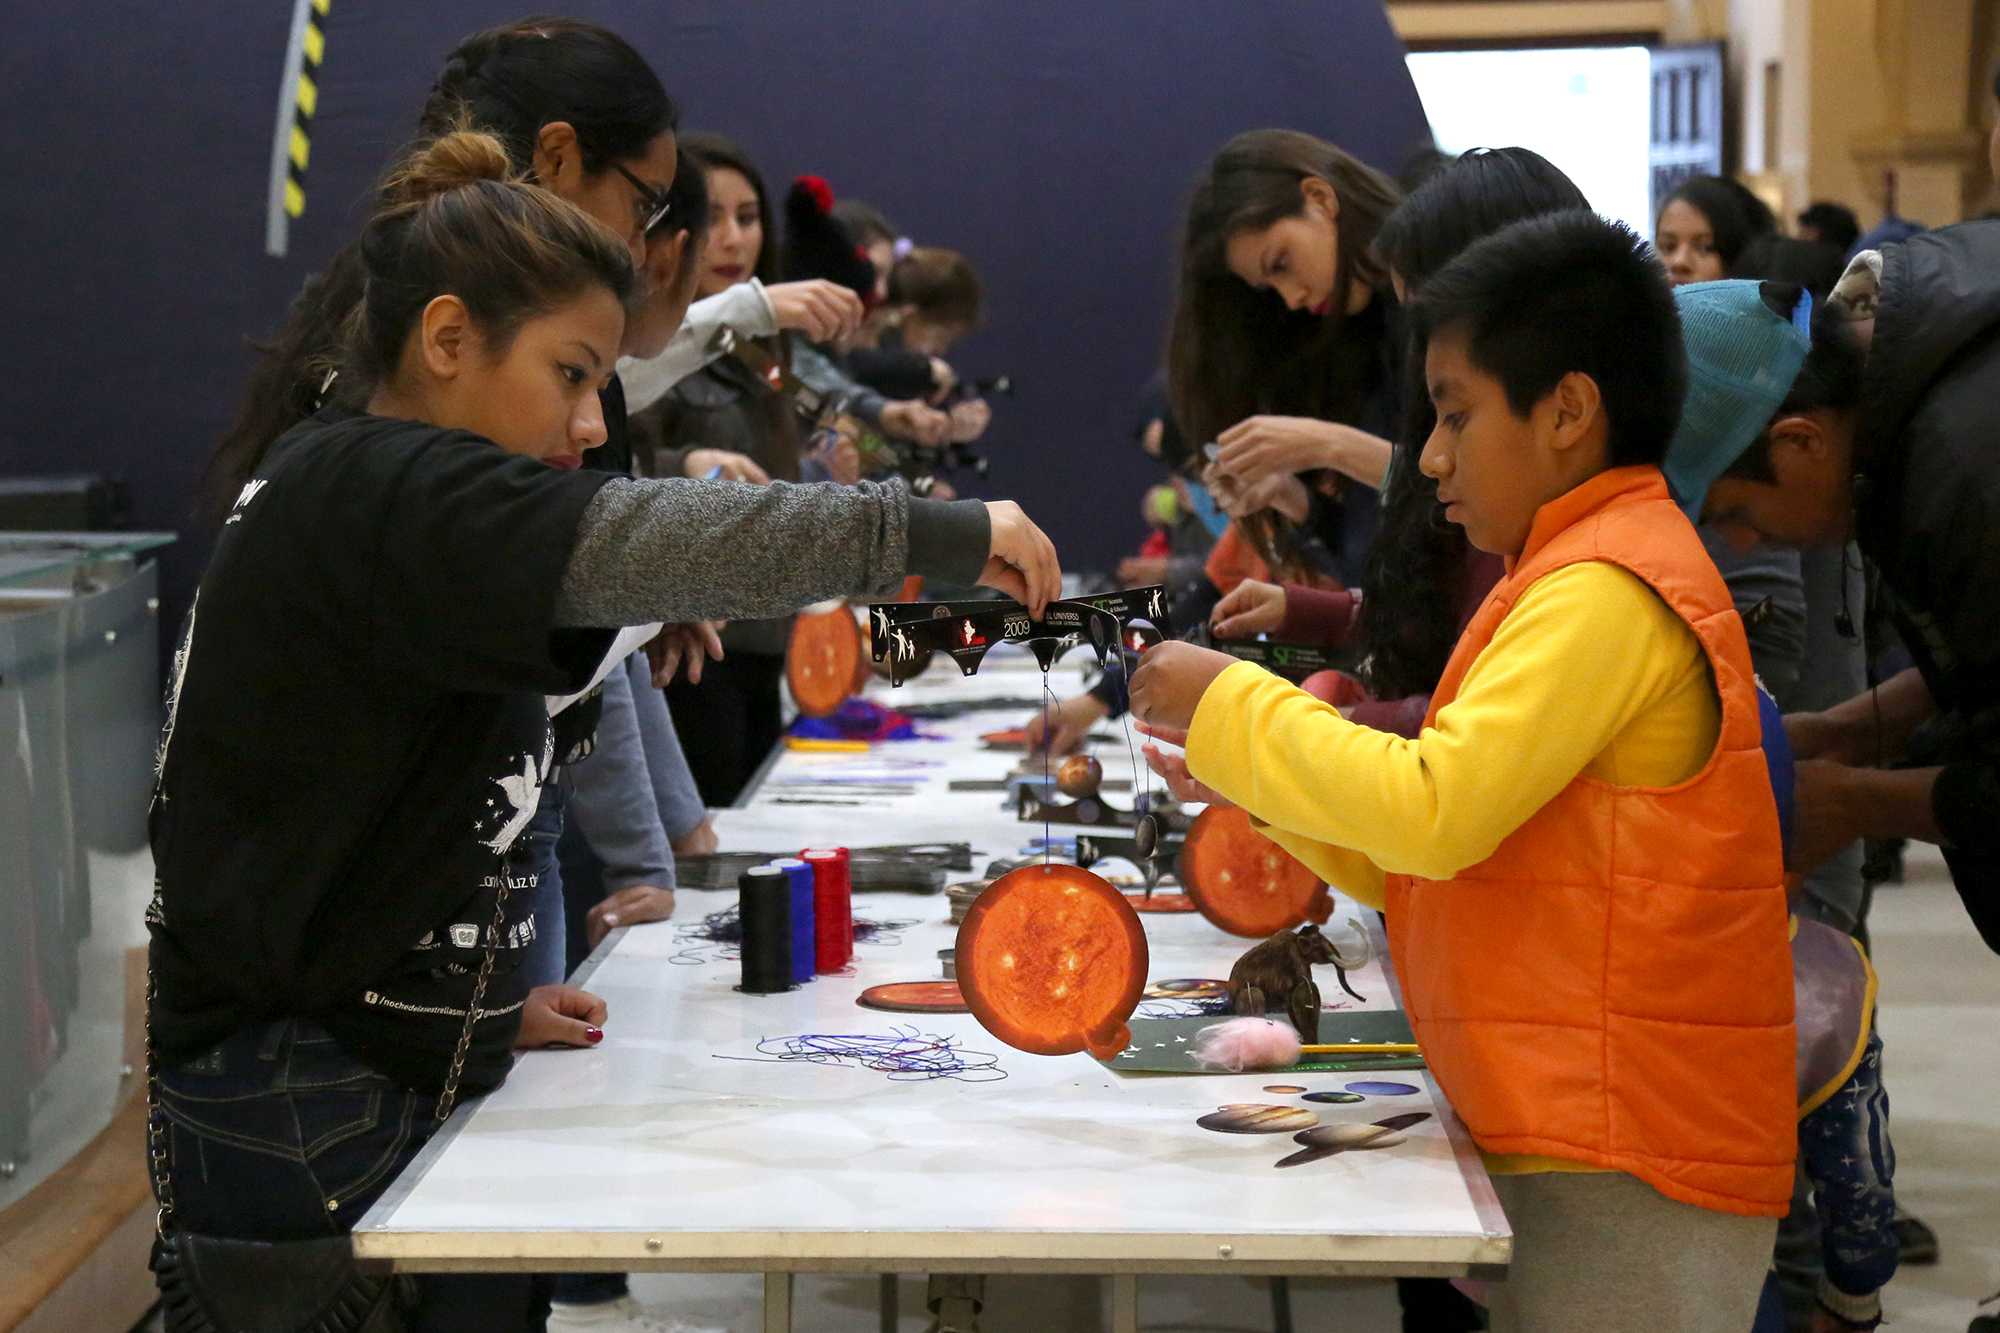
[390,128,514,206]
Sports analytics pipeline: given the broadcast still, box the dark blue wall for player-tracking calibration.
[0,3,1426,631]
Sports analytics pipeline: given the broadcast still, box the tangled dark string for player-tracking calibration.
[669,906,922,966]
[714,1026,1007,1083]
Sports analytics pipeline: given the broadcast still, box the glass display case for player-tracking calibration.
[0,532,174,1207]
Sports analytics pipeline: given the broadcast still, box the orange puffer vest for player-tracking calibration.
[1385,466,1795,1218]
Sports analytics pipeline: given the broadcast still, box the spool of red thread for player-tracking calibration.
[802,847,853,972]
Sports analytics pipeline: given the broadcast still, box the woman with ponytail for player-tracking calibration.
[148,130,1059,1331]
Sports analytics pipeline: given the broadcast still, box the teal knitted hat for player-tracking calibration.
[1663,280,1813,518]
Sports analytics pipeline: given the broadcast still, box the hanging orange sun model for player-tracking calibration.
[956,863,1148,1060]
[786,606,863,717]
[1180,806,1331,938]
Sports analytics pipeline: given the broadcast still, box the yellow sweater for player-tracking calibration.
[1185,560,1722,1174]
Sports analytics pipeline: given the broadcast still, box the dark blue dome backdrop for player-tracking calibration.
[0,1,1427,639]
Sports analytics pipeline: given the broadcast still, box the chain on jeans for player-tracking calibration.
[433,860,515,1123]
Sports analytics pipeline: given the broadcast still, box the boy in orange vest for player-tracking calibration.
[1131,211,1796,1332]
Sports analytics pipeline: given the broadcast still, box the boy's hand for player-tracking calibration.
[1129,641,1239,734]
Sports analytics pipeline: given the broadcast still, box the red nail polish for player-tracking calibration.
[585,1027,603,1044]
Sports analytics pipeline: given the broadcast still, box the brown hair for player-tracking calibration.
[887,247,983,328]
[1166,129,1401,449]
[343,127,635,393]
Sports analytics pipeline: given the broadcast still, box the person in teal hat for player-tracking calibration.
[1667,277,1904,1333]
[1663,225,2000,979]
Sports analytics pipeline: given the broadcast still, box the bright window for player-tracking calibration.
[1406,47,1654,233]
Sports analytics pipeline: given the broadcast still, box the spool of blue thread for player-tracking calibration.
[768,858,817,985]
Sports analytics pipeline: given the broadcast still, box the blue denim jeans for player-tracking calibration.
[156,1018,550,1330]
[517,782,569,990]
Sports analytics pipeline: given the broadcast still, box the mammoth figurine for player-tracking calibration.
[1226,923,1371,1043]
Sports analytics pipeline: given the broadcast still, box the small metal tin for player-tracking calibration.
[938,948,957,980]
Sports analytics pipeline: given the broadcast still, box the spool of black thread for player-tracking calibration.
[737,866,795,994]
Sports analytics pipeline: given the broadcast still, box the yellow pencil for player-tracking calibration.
[1298,1043,1422,1056]
[785,738,871,752]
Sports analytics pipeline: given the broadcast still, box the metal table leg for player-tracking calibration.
[879,1272,897,1333]
[1109,1274,1138,1333]
[762,1270,793,1333]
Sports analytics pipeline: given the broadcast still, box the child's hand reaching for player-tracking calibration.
[1135,721,1231,808]
[1128,641,1239,734]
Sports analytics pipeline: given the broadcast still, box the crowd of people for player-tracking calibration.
[143,16,1999,1333]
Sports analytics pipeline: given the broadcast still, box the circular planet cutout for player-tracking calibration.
[1344,1080,1420,1097]
[1302,1091,1366,1105]
[1144,978,1229,1000]
[1293,1123,1402,1150]
[1180,806,1332,938]
[856,981,970,1014]
[956,862,1148,1060]
[786,607,862,718]
[1057,753,1104,798]
[1196,1105,1319,1135]
[1263,1084,1307,1094]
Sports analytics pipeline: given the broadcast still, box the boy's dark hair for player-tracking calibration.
[1410,210,1687,468]
[1719,282,1866,483]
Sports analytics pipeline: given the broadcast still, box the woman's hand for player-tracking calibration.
[1025,691,1110,756]
[648,622,726,687]
[1215,416,1390,489]
[586,884,677,948]
[948,398,992,443]
[1210,579,1287,639]
[977,501,1062,616]
[514,984,608,1049]
[1219,471,1311,523]
[765,280,865,343]
[881,399,952,446]
[1128,641,1240,734]
[671,818,719,858]
[683,449,770,485]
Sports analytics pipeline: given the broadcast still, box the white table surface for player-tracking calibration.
[354,651,1511,1279]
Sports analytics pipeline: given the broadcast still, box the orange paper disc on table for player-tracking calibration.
[1180,806,1332,938]
[786,607,862,718]
[956,863,1148,1060]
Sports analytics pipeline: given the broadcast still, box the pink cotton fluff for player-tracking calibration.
[1192,1016,1303,1072]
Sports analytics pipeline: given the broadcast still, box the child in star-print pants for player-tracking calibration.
[1755,1027,1899,1332]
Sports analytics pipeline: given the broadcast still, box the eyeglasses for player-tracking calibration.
[613,163,673,235]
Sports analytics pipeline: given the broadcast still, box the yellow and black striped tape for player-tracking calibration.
[265,0,330,257]
[284,0,330,219]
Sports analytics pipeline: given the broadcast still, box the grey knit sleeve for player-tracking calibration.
[555,475,989,627]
